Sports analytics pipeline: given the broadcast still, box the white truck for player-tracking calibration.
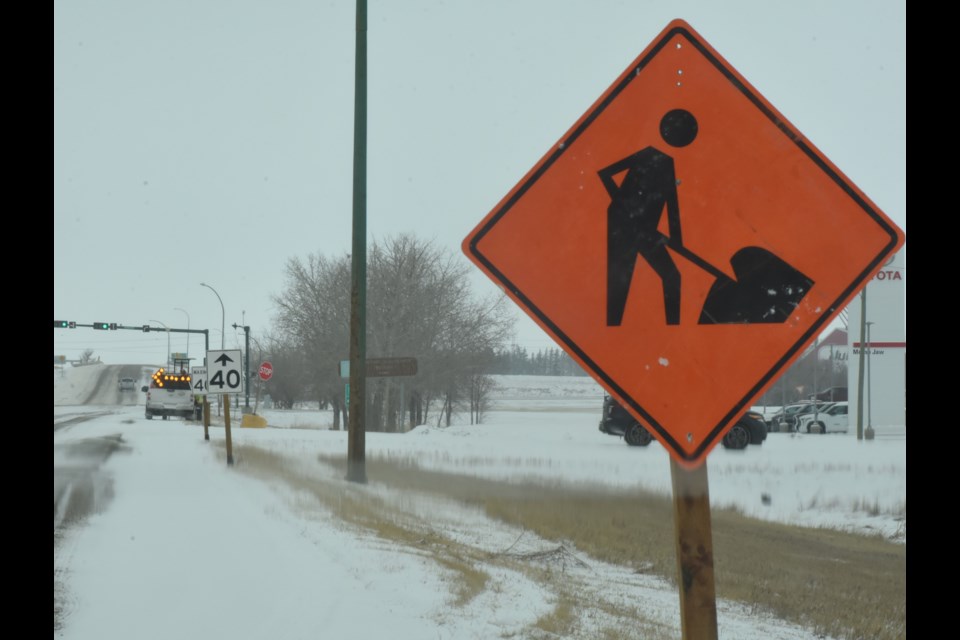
[142,368,195,420]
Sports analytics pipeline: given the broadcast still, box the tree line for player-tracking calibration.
[263,234,515,430]
[487,345,589,377]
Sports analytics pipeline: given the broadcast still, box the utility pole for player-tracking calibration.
[347,0,369,484]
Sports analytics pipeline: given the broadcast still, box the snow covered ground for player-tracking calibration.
[54,365,905,639]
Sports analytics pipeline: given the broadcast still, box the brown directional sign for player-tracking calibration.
[462,19,904,466]
[340,357,418,378]
[367,357,418,378]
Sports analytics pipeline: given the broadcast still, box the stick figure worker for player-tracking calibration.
[600,108,698,326]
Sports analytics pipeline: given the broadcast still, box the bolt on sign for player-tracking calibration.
[463,19,904,467]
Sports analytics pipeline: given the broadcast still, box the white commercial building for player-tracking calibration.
[845,246,906,429]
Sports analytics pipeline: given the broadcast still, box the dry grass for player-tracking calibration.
[227,446,906,640]
[480,489,904,640]
[231,446,684,637]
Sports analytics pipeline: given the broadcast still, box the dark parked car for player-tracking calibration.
[721,410,768,449]
[599,395,654,446]
[599,395,766,450]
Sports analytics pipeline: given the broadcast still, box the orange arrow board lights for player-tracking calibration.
[463,19,904,466]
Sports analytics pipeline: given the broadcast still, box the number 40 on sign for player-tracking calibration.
[205,349,244,395]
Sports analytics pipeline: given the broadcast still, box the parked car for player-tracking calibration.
[765,402,809,431]
[767,401,833,432]
[118,376,137,392]
[599,395,654,446]
[796,401,849,433]
[598,395,765,450]
[785,402,835,432]
[721,410,768,449]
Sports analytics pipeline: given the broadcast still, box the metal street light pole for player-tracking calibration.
[232,322,251,410]
[856,288,867,440]
[865,321,875,440]
[149,319,170,369]
[829,345,835,397]
[201,282,226,417]
[200,283,225,349]
[812,336,819,424]
[174,307,190,361]
[246,333,266,413]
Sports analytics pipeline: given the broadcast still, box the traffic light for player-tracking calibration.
[109,323,118,330]
[54,320,76,329]
[93,322,110,330]
[142,325,151,332]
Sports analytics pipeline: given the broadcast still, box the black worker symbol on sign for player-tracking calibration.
[600,108,814,326]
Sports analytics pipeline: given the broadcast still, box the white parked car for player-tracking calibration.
[796,401,849,434]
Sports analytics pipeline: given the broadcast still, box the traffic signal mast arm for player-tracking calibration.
[53,321,210,337]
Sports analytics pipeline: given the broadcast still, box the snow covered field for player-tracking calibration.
[54,366,905,639]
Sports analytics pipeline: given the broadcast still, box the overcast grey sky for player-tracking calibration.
[54,0,905,366]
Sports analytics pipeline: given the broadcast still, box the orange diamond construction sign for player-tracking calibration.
[462,19,904,466]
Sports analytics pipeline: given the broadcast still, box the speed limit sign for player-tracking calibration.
[205,349,244,395]
[190,366,208,396]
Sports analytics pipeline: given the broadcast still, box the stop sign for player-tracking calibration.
[258,361,274,381]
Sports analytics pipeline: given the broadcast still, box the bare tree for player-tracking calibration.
[258,337,309,411]
[272,253,351,425]
[271,234,515,431]
[369,235,513,428]
[469,373,498,424]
